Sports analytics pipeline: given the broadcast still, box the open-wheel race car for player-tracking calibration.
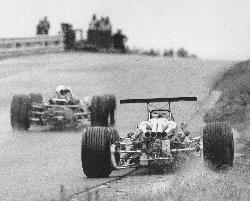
[10,86,116,131]
[81,97,234,178]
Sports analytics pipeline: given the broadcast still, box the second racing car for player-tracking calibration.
[10,85,116,130]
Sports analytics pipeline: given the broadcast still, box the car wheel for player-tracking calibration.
[90,95,109,126]
[81,127,120,178]
[203,122,234,170]
[10,95,31,131]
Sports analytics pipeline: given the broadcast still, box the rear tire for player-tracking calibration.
[203,122,234,170]
[90,95,109,126]
[10,95,31,130]
[81,127,120,178]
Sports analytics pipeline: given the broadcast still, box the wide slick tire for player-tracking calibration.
[10,95,31,131]
[90,95,109,127]
[81,127,120,178]
[90,94,117,127]
[203,122,234,170]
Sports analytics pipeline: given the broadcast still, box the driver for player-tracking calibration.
[55,85,73,101]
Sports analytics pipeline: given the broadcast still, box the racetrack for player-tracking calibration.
[0,52,234,200]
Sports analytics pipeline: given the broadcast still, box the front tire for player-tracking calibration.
[10,95,31,130]
[203,122,234,170]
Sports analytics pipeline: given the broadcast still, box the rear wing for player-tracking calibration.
[120,97,197,121]
[120,97,197,104]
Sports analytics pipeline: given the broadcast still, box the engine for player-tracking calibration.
[123,118,192,165]
[143,138,165,158]
[130,129,172,160]
[131,118,191,157]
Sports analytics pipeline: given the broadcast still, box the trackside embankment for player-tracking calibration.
[204,60,250,155]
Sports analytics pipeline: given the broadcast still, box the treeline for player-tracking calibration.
[128,47,197,58]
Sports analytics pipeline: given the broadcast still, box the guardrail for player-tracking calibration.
[0,35,64,57]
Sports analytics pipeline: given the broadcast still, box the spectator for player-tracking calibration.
[98,17,106,31]
[177,47,188,58]
[112,29,127,53]
[89,14,98,30]
[104,17,112,32]
[36,20,43,35]
[42,17,50,35]
[36,17,50,35]
[61,23,75,50]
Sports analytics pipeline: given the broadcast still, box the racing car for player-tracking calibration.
[10,86,116,130]
[81,97,234,178]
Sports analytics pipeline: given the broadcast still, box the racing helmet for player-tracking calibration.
[55,85,72,96]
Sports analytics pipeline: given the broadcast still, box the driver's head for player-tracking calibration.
[61,89,71,95]
[56,85,72,98]
[56,85,66,97]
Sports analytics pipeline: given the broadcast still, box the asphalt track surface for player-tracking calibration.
[0,53,234,200]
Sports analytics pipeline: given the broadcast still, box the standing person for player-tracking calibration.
[87,14,98,45]
[103,17,112,48]
[104,17,112,32]
[61,23,75,50]
[88,14,98,30]
[42,16,50,35]
[37,17,50,35]
[112,29,127,53]
[36,20,43,35]
[95,17,106,48]
[99,17,106,31]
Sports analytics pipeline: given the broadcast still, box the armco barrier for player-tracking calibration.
[0,35,64,58]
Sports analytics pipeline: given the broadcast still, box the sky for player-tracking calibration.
[0,0,249,60]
